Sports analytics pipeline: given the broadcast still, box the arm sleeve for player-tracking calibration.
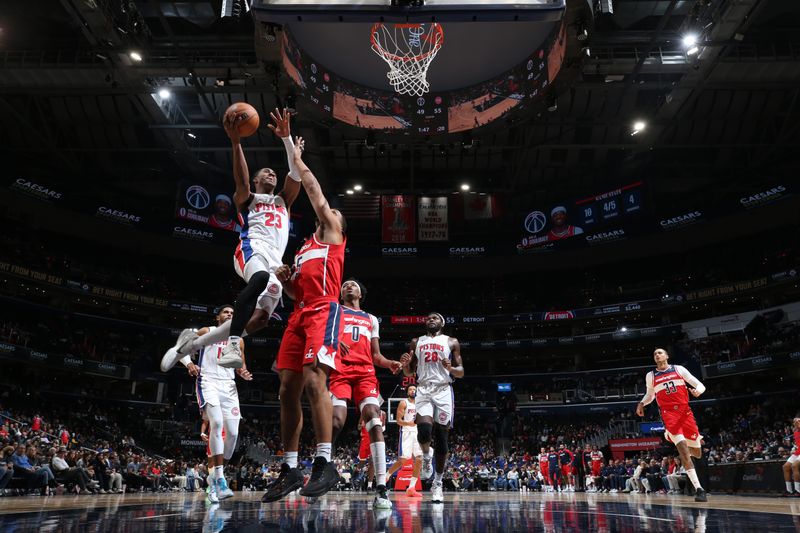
[676,365,706,395]
[370,314,380,339]
[281,136,301,181]
[640,372,656,406]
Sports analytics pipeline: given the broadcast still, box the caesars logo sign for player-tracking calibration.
[173,226,214,241]
[740,185,787,209]
[11,178,63,202]
[660,211,703,230]
[585,229,626,245]
[449,247,485,257]
[381,247,417,257]
[96,206,141,225]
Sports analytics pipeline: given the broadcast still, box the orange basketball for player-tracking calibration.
[225,102,260,137]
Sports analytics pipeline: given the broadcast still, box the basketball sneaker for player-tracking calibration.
[694,488,708,502]
[206,482,219,504]
[374,508,392,533]
[405,487,422,498]
[421,449,434,480]
[261,463,305,503]
[373,485,392,509]
[216,477,234,500]
[217,341,243,369]
[431,481,444,503]
[175,328,199,356]
[299,457,339,497]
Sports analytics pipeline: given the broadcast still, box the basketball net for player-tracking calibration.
[370,23,444,97]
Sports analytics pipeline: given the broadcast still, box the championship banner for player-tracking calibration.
[381,195,415,243]
[175,181,241,232]
[417,196,448,241]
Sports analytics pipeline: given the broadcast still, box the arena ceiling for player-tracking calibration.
[1,0,799,215]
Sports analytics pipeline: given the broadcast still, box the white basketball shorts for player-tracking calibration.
[415,382,454,427]
[196,378,241,420]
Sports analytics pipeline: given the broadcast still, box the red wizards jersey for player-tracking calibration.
[539,453,549,465]
[651,365,690,410]
[337,307,380,371]
[292,234,346,307]
[792,431,800,455]
[591,451,603,463]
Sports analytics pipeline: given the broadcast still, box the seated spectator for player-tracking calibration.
[666,457,687,494]
[507,466,520,491]
[52,447,92,494]
[10,445,49,494]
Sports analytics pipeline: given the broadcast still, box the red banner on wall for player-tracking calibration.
[608,437,663,459]
[382,195,416,243]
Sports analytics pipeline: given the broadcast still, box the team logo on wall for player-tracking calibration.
[524,211,547,233]
[186,185,211,210]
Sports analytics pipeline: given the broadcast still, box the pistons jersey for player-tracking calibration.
[292,234,346,307]
[414,334,453,386]
[236,193,289,268]
[401,399,417,435]
[197,327,235,381]
[643,364,705,412]
[338,307,380,371]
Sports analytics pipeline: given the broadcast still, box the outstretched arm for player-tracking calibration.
[223,112,252,209]
[368,314,402,373]
[291,138,343,244]
[268,108,302,209]
[442,338,465,379]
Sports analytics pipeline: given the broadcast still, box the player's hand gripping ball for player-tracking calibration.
[224,102,260,138]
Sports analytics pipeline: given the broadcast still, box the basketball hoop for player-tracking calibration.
[370,23,444,96]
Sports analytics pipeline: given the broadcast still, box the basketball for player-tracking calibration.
[225,102,260,137]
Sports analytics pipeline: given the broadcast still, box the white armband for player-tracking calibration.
[180,355,192,368]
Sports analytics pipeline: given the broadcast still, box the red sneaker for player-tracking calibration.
[406,488,422,498]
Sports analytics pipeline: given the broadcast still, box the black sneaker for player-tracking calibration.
[261,463,304,503]
[694,488,708,502]
[299,457,339,497]
[782,490,795,498]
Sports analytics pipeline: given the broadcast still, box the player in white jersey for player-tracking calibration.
[189,305,253,502]
[400,312,464,504]
[386,385,424,498]
[160,109,303,373]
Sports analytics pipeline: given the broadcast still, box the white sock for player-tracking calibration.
[370,442,387,487]
[434,472,443,484]
[316,442,332,462]
[408,477,418,489]
[795,482,800,493]
[787,481,794,492]
[208,468,216,481]
[686,468,702,490]
[214,465,224,480]
[284,452,298,469]
[367,481,373,489]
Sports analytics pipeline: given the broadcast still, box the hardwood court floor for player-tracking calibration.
[1,490,798,531]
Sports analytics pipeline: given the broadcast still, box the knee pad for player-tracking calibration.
[434,424,449,455]
[365,417,383,432]
[417,423,433,445]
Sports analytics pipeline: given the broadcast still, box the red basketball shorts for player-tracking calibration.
[662,407,702,448]
[275,301,343,373]
[329,370,382,411]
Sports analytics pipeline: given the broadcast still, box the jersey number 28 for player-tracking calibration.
[423,351,439,363]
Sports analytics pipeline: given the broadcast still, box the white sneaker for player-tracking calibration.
[160,347,182,372]
[217,341,243,369]
[373,486,392,509]
[206,483,219,504]
[421,450,434,480]
[431,481,444,503]
[216,477,234,500]
[176,328,199,355]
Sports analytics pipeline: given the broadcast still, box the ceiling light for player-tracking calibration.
[129,51,143,62]
[620,326,628,332]
[158,88,171,99]
[687,46,700,56]
[682,34,698,48]
[353,185,362,191]
[460,184,470,191]
[631,120,646,135]
[346,189,354,195]
[186,131,197,139]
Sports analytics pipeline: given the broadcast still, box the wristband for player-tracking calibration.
[180,355,192,367]
[282,136,302,182]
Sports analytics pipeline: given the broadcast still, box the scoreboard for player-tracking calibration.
[575,181,643,227]
[412,95,448,135]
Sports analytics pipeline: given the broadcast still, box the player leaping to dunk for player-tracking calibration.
[636,348,708,502]
[399,312,464,504]
[160,108,302,373]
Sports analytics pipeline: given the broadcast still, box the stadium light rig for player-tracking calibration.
[158,88,172,99]
[129,51,143,62]
[460,184,470,191]
[354,184,363,191]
